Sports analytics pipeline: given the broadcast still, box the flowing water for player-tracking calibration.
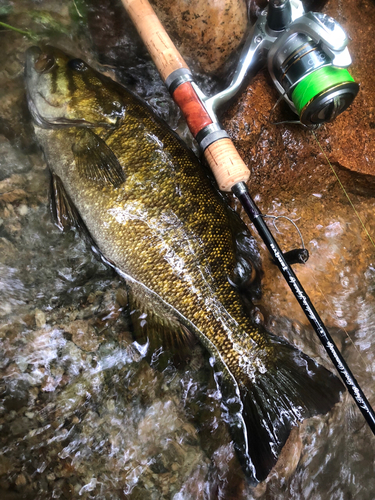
[0,1,375,499]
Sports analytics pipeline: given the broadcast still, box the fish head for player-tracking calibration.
[25,46,125,128]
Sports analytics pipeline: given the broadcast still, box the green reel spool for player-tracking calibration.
[291,66,359,125]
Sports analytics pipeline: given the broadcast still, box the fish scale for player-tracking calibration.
[25,45,344,482]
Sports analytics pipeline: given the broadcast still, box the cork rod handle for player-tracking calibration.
[121,0,188,81]
[205,139,250,191]
[121,0,250,192]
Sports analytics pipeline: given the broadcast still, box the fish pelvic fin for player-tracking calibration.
[51,173,87,232]
[230,335,344,483]
[50,172,102,256]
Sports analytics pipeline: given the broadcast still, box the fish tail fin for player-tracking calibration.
[229,336,344,482]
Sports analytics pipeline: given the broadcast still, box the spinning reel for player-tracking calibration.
[202,0,359,127]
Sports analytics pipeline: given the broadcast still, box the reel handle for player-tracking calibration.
[121,0,250,192]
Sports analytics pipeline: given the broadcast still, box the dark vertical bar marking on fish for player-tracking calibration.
[233,181,375,436]
[51,64,58,95]
[67,70,77,98]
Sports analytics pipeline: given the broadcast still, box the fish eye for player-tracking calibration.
[34,53,55,74]
[68,59,87,71]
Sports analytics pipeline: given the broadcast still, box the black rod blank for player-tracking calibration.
[233,182,375,436]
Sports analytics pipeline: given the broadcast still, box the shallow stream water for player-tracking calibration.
[0,1,375,499]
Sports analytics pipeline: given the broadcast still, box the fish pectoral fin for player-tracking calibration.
[128,286,196,369]
[72,128,125,188]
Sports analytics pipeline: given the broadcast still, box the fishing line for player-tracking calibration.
[310,132,373,370]
[312,131,375,251]
[263,214,305,249]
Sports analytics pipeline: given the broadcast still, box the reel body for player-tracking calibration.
[202,0,359,127]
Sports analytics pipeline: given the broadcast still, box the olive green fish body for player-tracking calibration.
[36,110,266,382]
[25,46,343,482]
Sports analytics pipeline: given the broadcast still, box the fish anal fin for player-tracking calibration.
[230,336,344,482]
[128,286,196,370]
[72,128,125,188]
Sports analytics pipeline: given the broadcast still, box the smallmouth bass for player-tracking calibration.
[25,46,343,482]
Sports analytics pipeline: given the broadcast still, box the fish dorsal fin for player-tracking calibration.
[127,281,197,369]
[72,129,125,188]
[225,206,263,300]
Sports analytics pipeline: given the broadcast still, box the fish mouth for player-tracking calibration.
[25,46,62,129]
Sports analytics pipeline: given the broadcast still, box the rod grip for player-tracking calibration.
[205,139,250,192]
[122,0,251,192]
[121,0,189,82]
[172,82,250,191]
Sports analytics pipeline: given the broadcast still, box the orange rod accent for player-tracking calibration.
[172,82,213,138]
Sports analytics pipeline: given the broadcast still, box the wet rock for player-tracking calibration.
[62,320,104,352]
[150,0,248,74]
[0,189,27,204]
[11,416,33,436]
[14,473,27,488]
[0,456,14,477]
[321,0,375,176]
[221,0,375,333]
[87,0,248,75]
[0,137,32,181]
[115,287,128,308]
[34,309,46,328]
[0,238,17,265]
[0,86,36,154]
[270,426,303,482]
[86,0,147,68]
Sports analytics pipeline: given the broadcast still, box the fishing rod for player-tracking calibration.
[121,0,375,435]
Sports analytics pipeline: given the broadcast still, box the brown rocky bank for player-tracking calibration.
[222,0,375,338]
